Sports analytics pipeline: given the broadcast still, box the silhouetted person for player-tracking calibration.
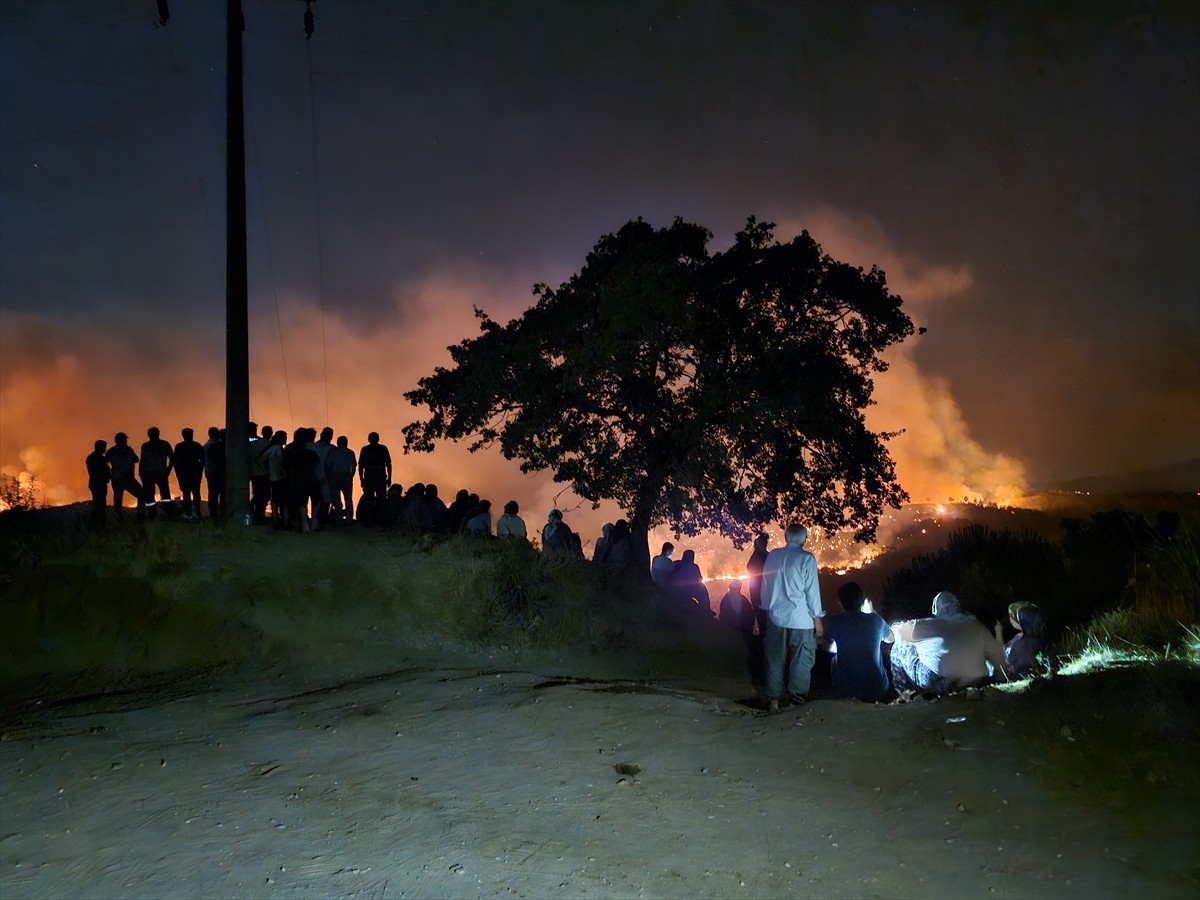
[541,509,582,561]
[419,483,449,532]
[173,427,206,521]
[651,542,675,586]
[464,499,493,536]
[263,430,288,529]
[139,426,174,516]
[358,432,391,524]
[668,549,711,612]
[607,519,633,571]
[86,439,109,527]
[445,489,472,533]
[105,432,145,521]
[496,500,527,539]
[248,423,273,524]
[718,580,754,630]
[822,581,893,703]
[593,523,614,564]
[328,435,357,523]
[745,532,770,688]
[203,426,225,519]
[285,427,320,534]
[311,426,335,528]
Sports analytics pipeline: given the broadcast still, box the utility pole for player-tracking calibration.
[224,0,250,526]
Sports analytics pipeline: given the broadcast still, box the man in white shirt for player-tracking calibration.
[890,591,1009,694]
[761,524,825,710]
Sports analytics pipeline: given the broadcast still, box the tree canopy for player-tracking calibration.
[403,216,914,561]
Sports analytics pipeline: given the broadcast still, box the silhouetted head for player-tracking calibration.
[932,591,961,617]
[248,421,257,435]
[273,431,287,444]
[660,542,674,556]
[727,579,743,594]
[754,533,769,552]
[681,549,695,564]
[784,524,808,546]
[94,439,107,452]
[368,432,380,444]
[456,489,470,503]
[208,426,220,439]
[426,484,439,499]
[147,426,160,439]
[838,581,866,611]
[336,435,348,447]
[602,523,614,537]
[547,509,562,523]
[261,425,273,439]
[1009,602,1045,637]
[477,499,491,513]
[181,427,193,440]
[504,500,519,515]
[320,426,333,441]
[114,432,128,445]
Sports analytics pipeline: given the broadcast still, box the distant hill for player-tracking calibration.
[1042,459,1200,495]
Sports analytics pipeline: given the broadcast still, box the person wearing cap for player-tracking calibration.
[760,523,825,710]
[890,591,1010,695]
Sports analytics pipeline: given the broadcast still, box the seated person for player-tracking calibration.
[890,591,1009,694]
[667,549,711,613]
[1004,601,1048,677]
[718,580,755,632]
[821,581,893,703]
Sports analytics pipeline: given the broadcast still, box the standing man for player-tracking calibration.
[745,532,770,688]
[760,524,825,711]
[105,432,145,521]
[139,426,175,517]
[173,428,206,520]
[328,435,357,523]
[248,424,273,524]
[86,439,110,528]
[358,432,392,525]
[203,426,226,520]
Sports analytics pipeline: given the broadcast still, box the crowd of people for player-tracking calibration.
[83,425,539,541]
[86,430,1050,705]
[715,523,1051,710]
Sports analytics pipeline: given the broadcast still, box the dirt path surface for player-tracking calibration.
[2,665,1196,899]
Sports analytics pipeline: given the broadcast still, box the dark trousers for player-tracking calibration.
[207,474,225,519]
[177,473,202,517]
[89,483,107,527]
[250,474,270,524]
[112,475,145,519]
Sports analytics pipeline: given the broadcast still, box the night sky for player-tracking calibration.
[2,0,1197,520]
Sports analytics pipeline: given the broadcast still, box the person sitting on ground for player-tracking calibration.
[890,591,1010,695]
[606,519,633,571]
[464,499,493,536]
[668,549,711,612]
[650,542,675,587]
[445,489,472,533]
[821,581,894,703]
[592,523,614,564]
[1004,601,1049,678]
[541,509,582,560]
[496,500,527,539]
[718,580,754,631]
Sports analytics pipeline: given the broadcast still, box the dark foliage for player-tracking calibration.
[881,525,1066,627]
[404,217,914,566]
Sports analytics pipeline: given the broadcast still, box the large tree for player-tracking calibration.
[404,217,914,570]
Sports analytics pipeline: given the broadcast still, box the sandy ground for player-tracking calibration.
[2,659,1198,900]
